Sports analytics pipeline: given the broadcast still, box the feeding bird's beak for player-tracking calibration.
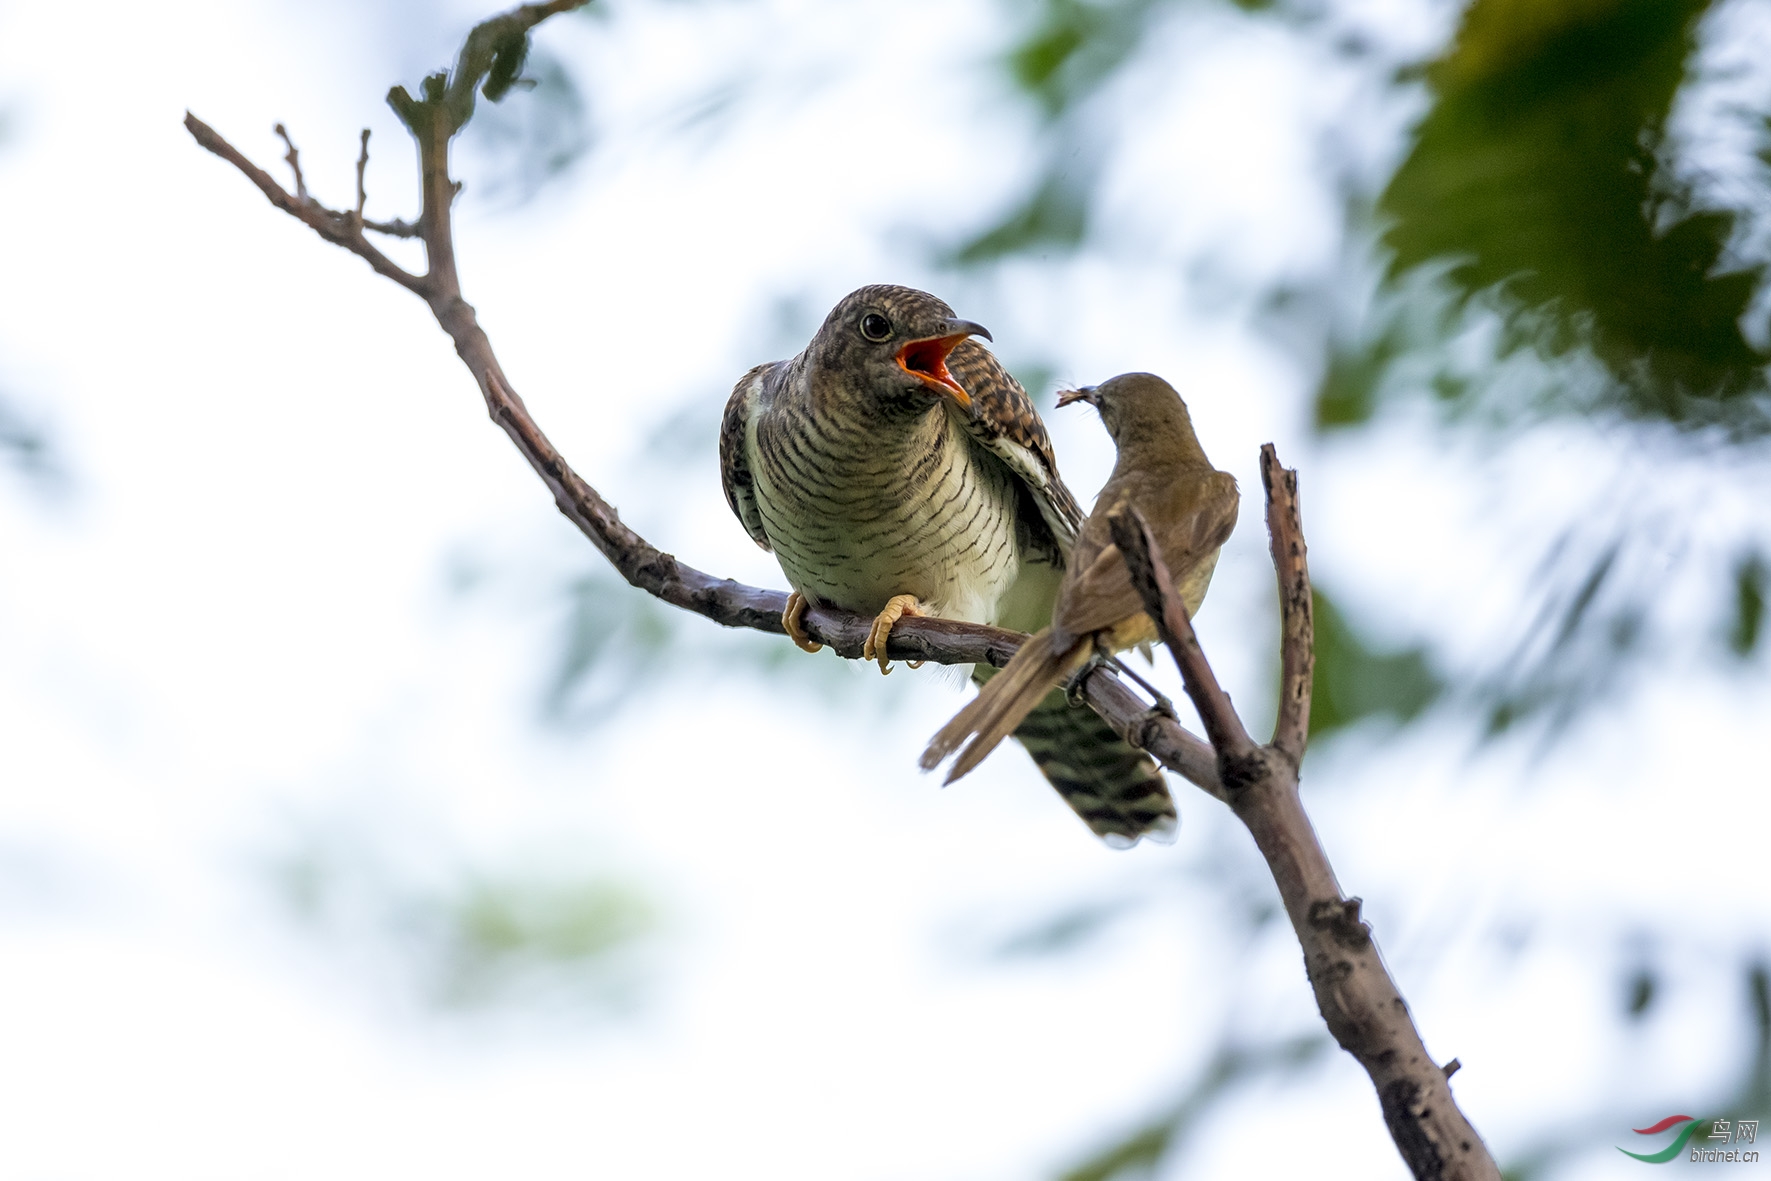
[1055,385,1098,408]
[898,318,990,410]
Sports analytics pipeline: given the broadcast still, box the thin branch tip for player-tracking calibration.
[1262,441,1313,761]
[190,9,1495,1169]
[354,128,371,220]
[272,122,308,203]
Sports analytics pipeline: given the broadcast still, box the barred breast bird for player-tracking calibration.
[921,372,1240,788]
[719,285,1177,845]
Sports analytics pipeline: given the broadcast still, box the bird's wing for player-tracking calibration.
[719,362,776,551]
[1053,470,1240,643]
[946,339,1084,561]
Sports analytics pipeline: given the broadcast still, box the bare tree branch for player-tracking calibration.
[1110,490,1501,1181]
[353,128,370,222]
[273,122,308,203]
[185,113,427,297]
[181,5,1223,799]
[1263,442,1313,763]
[185,7,1500,1174]
[363,215,424,239]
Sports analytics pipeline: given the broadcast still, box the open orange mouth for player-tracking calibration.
[897,333,974,408]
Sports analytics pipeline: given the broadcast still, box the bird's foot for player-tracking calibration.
[1062,648,1178,719]
[863,594,923,674]
[1064,651,1112,707]
[1108,655,1177,720]
[782,591,823,654]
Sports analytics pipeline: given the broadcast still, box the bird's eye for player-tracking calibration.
[859,312,892,341]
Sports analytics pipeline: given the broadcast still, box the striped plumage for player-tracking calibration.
[719,285,1178,846]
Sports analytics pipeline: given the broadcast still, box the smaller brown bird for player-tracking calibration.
[921,372,1239,786]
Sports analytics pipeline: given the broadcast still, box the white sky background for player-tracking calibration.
[0,1,1768,1179]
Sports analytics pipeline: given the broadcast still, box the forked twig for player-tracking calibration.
[181,3,1223,796]
[187,5,1500,1175]
[1110,497,1499,1180]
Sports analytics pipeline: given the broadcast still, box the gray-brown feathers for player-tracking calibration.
[720,292,1180,845]
[921,372,1239,829]
[718,284,1076,623]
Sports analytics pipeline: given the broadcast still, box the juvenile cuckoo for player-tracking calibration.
[921,372,1240,788]
[719,286,1176,845]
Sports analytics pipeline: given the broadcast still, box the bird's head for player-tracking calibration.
[1057,371,1193,448]
[807,285,991,415]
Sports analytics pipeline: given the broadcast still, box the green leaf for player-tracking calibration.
[1379,0,1764,419]
[1727,551,1766,657]
[1624,966,1656,1020]
[1005,0,1151,120]
[480,28,532,103]
[1313,317,1407,429]
[459,49,592,203]
[1057,1036,1327,1181]
[448,876,650,968]
[1060,1120,1171,1181]
[945,165,1090,264]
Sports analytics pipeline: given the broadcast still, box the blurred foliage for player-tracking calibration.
[433,872,652,1006]
[1749,960,1771,1106]
[981,839,1282,968]
[272,821,652,1013]
[965,0,1771,745]
[1728,550,1767,656]
[541,562,931,729]
[948,162,1094,265]
[378,3,593,208]
[546,566,678,724]
[1312,306,1412,430]
[1502,955,1771,1179]
[948,0,1158,261]
[1007,0,1161,121]
[259,5,1771,1174]
[1623,965,1656,1021]
[935,3,1771,1171]
[951,0,1286,263]
[1005,0,1279,121]
[1477,529,1660,740]
[0,392,61,492]
[1306,585,1444,740]
[991,897,1140,959]
[1057,1035,1329,1181]
[1370,0,1768,428]
[0,116,63,500]
[457,48,591,205]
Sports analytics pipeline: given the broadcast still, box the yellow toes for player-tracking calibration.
[862,594,922,674]
[787,591,928,670]
[782,591,823,654]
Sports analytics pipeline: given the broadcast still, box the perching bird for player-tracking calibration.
[720,285,1176,845]
[921,372,1239,788]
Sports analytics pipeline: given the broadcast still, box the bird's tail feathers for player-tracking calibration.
[920,629,1088,783]
[1013,695,1177,847]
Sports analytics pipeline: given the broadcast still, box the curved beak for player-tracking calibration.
[1055,385,1098,408]
[897,318,991,410]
